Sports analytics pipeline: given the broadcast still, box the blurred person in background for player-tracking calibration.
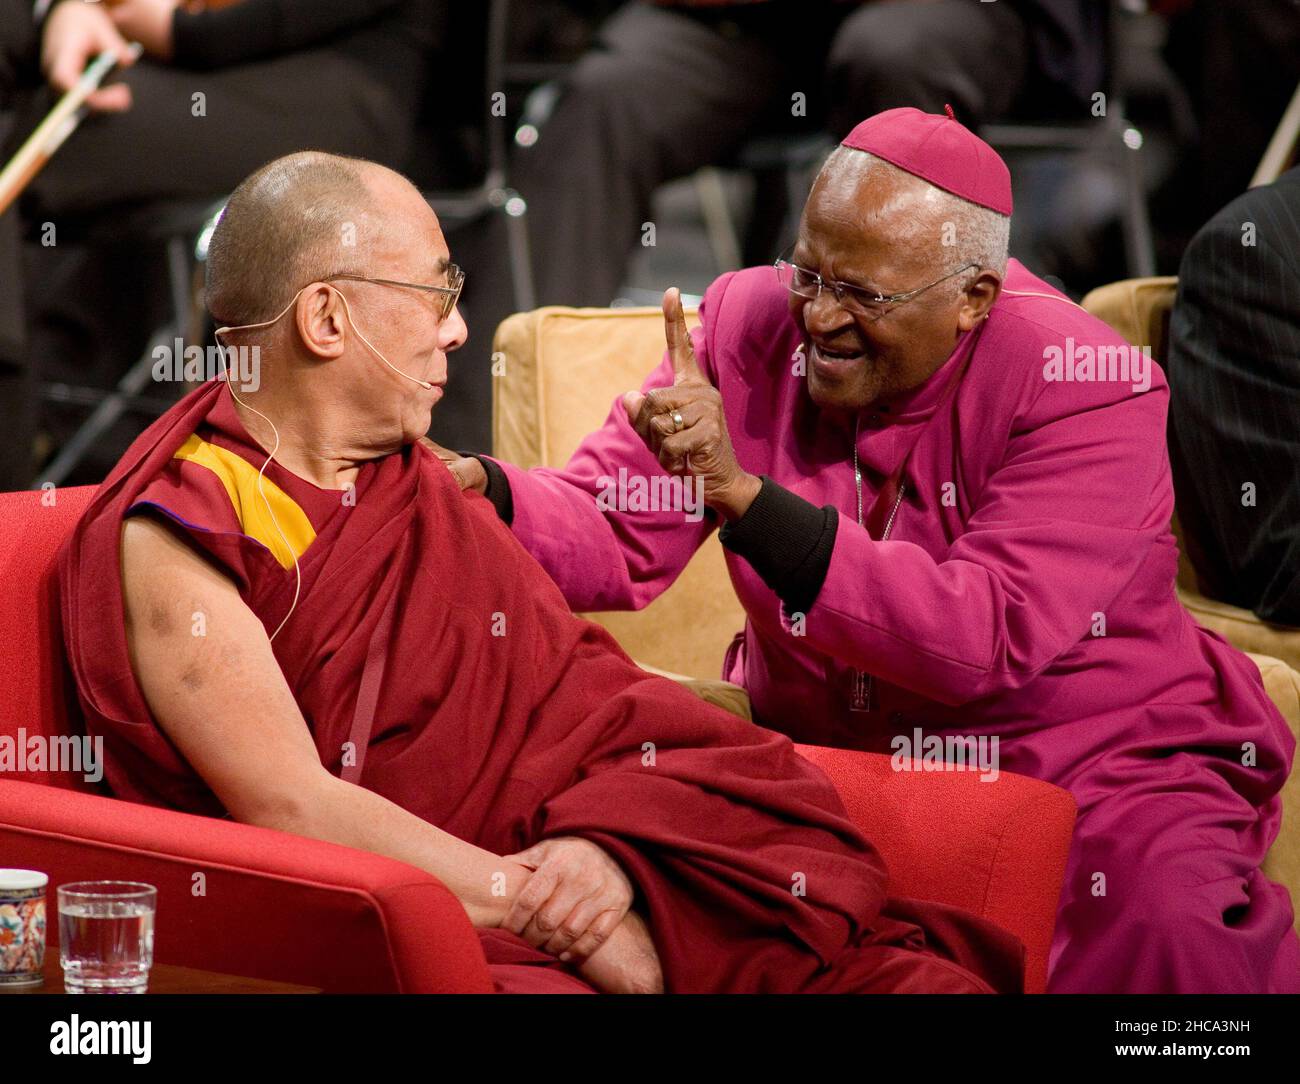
[1159,0,1300,229]
[513,0,1104,309]
[1165,166,1300,628]
[0,0,445,488]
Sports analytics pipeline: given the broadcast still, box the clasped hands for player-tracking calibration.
[499,835,662,994]
[432,287,760,522]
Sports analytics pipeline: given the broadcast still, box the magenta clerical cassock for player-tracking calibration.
[482,111,1300,993]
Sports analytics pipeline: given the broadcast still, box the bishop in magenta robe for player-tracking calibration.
[466,112,1300,993]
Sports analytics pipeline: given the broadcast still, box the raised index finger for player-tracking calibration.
[663,287,705,386]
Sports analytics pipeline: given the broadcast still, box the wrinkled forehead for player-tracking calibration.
[799,149,943,269]
[807,148,942,229]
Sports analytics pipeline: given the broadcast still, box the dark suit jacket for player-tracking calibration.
[1166,166,1300,625]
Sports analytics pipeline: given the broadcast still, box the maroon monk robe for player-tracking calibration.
[57,379,1023,993]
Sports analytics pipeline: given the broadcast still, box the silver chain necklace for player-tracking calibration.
[850,414,905,712]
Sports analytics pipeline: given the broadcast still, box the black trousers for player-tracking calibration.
[511,0,1031,310]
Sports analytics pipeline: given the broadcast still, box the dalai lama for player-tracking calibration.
[56,150,1027,995]
[444,108,1300,994]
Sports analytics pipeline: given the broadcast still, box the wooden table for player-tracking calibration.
[1,954,320,994]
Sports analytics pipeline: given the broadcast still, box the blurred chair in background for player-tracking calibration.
[982,0,1158,279]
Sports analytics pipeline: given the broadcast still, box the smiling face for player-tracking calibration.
[790,149,1002,413]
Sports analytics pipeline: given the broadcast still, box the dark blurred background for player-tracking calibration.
[0,0,1297,488]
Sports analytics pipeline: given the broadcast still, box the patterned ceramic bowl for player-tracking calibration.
[0,869,48,986]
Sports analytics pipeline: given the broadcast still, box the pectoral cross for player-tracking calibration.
[850,669,876,713]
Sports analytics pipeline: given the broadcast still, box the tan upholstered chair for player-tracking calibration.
[1078,276,1179,372]
[492,306,750,714]
[1255,654,1300,904]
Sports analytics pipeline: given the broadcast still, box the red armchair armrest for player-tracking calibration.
[796,746,1076,994]
[0,779,493,992]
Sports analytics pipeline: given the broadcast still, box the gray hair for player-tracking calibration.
[822,146,1010,285]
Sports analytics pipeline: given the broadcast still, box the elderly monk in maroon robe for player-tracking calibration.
[56,151,1023,994]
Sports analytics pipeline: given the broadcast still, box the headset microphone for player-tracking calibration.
[209,282,436,641]
[330,287,435,389]
[214,284,436,391]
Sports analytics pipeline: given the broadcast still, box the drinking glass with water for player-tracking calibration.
[57,882,156,994]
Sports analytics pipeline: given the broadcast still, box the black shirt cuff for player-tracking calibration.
[718,476,838,615]
[469,454,514,526]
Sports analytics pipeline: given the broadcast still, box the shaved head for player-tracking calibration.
[205,151,403,325]
[202,150,466,457]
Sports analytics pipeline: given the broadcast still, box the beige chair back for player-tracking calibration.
[493,307,747,680]
[1080,275,1178,365]
[1252,653,1300,929]
[1081,278,1199,578]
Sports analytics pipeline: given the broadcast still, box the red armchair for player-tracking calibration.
[0,487,1074,992]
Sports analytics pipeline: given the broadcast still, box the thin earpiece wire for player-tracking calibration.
[215,288,306,642]
[212,281,432,640]
[330,287,433,389]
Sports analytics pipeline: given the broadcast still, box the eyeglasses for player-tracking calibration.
[327,263,465,321]
[774,258,978,321]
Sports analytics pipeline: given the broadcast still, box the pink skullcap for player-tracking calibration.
[840,105,1013,216]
